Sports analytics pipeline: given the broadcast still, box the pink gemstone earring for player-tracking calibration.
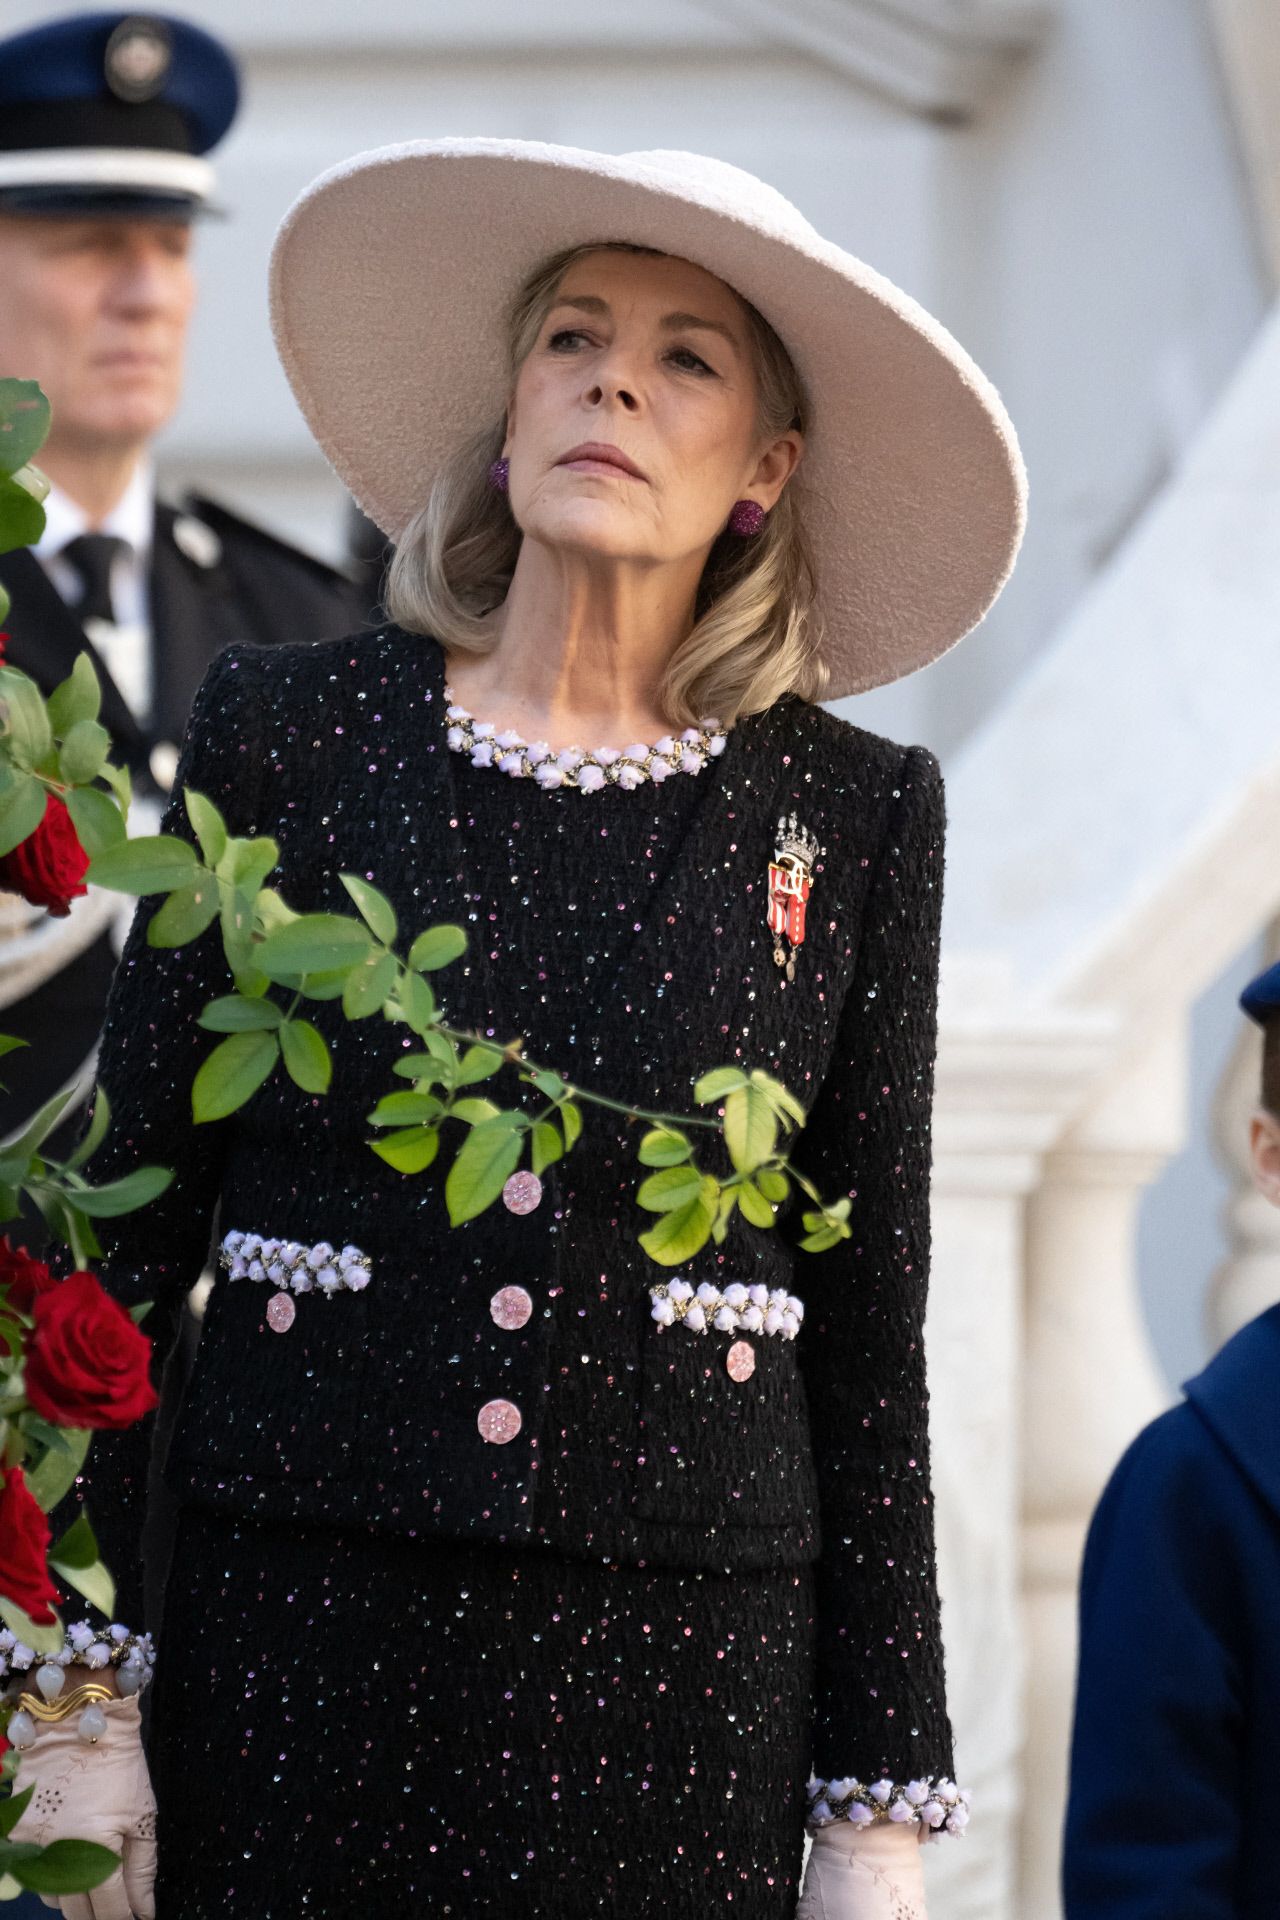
[488,457,510,494]
[728,499,766,537]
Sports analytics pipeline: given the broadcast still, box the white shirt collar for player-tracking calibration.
[35,460,154,564]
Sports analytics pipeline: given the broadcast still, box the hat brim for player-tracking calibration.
[270,139,1026,700]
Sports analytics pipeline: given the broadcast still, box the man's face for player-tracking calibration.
[0,214,195,454]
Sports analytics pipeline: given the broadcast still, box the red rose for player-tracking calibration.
[0,792,89,918]
[0,1236,57,1315]
[0,1465,57,1624]
[24,1270,157,1431]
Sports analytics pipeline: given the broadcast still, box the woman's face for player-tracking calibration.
[504,249,800,569]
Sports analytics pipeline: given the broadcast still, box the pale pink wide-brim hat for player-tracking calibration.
[270,138,1026,700]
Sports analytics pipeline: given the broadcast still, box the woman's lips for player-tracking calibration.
[556,443,648,481]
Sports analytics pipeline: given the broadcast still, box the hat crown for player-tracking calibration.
[620,149,817,243]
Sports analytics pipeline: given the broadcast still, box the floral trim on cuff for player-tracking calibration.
[219,1231,372,1296]
[650,1280,803,1338]
[806,1774,971,1841]
[0,1620,156,1695]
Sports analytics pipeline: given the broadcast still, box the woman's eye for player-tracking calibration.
[547,328,591,352]
[668,347,715,376]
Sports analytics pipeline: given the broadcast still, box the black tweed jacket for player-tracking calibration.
[68,626,951,1788]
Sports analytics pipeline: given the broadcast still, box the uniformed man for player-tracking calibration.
[0,10,369,1149]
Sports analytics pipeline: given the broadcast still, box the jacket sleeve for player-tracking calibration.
[786,744,960,1829]
[50,644,266,1634]
[1063,1410,1245,1919]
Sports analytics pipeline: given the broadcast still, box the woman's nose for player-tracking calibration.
[585,376,639,413]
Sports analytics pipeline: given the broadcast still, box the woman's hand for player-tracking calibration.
[9,1690,156,1918]
[796,1820,928,1920]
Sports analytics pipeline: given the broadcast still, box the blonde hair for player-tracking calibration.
[386,243,827,725]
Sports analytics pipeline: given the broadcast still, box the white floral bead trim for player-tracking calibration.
[649,1279,803,1338]
[806,1774,972,1841]
[0,1621,156,1694]
[219,1230,372,1296]
[444,689,729,791]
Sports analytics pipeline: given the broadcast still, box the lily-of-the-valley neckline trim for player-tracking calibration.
[443,683,731,792]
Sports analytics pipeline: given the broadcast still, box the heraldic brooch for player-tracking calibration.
[768,813,823,982]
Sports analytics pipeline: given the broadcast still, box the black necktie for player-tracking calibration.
[60,533,128,626]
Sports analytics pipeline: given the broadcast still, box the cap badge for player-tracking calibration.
[767,813,823,982]
[104,17,173,104]
[172,515,222,570]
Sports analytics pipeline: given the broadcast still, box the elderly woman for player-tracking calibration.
[11,142,1024,1918]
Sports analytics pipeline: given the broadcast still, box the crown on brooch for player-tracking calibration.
[774,813,823,868]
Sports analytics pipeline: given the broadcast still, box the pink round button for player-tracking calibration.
[502,1171,543,1215]
[477,1398,523,1444]
[490,1286,534,1330]
[266,1292,296,1334]
[726,1340,756,1382]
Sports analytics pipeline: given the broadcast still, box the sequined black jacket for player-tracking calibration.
[67,627,952,1789]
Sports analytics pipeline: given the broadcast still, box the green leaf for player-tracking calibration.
[736,1179,777,1229]
[220,888,266,997]
[408,924,467,972]
[72,1165,171,1218]
[87,835,202,895]
[395,971,437,1035]
[192,1031,279,1123]
[280,1020,331,1094]
[455,1044,503,1086]
[529,1069,565,1100]
[46,653,101,737]
[531,1119,562,1175]
[20,1417,73,1459]
[723,1083,777,1174]
[341,949,397,1021]
[23,1425,90,1513]
[0,1598,62,1655]
[0,382,50,477]
[127,1301,152,1325]
[63,785,125,858]
[0,1087,75,1185]
[62,1090,110,1175]
[0,1787,33,1840]
[47,1510,97,1571]
[0,669,51,769]
[0,476,45,555]
[9,1837,121,1896]
[799,1224,846,1253]
[47,1552,115,1619]
[755,1167,790,1204]
[252,888,296,937]
[449,1096,506,1127]
[711,1187,738,1243]
[0,774,46,861]
[637,1127,692,1167]
[197,995,283,1033]
[0,581,7,623]
[368,1091,444,1126]
[445,1117,524,1225]
[560,1101,582,1151]
[147,880,220,949]
[693,1067,749,1105]
[368,1126,439,1174]
[340,874,397,945]
[749,1068,807,1129]
[637,1176,719,1266]
[180,788,225,867]
[391,1051,449,1084]
[225,835,278,896]
[256,914,372,980]
[57,718,110,787]
[97,756,131,813]
[635,1164,706,1213]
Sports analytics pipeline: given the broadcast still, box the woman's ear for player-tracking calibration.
[1249,1108,1280,1206]
[746,430,804,513]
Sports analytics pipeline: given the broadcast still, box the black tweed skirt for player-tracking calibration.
[148,1507,815,1917]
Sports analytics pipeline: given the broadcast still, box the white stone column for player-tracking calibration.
[1017,1025,1182,1920]
[924,998,1110,1920]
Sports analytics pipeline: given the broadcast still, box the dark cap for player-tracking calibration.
[1241,959,1280,1026]
[0,11,239,219]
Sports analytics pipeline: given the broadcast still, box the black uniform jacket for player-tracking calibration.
[67,625,953,1787]
[0,498,368,1137]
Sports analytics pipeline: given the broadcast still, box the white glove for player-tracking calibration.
[797,1820,928,1920]
[9,1691,156,1919]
